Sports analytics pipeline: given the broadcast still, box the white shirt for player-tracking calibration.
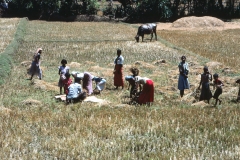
[135,76,149,84]
[59,66,70,75]
[114,55,124,65]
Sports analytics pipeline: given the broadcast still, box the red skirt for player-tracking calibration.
[114,64,124,87]
[138,79,154,104]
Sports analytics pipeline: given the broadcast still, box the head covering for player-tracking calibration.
[37,48,42,53]
[71,71,78,75]
[203,66,208,71]
[76,73,84,79]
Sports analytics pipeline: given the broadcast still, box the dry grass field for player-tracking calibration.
[158,29,240,69]
[0,18,240,159]
[0,18,20,53]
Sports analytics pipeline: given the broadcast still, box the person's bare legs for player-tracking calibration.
[180,90,184,98]
[60,87,62,95]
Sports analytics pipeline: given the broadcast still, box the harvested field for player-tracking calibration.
[0,18,20,53]
[0,17,240,159]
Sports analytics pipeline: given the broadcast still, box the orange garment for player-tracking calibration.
[63,78,72,94]
[138,79,154,104]
[114,64,124,87]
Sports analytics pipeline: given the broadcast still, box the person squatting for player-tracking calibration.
[29,47,233,106]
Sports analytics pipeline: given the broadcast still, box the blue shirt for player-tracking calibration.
[67,83,82,99]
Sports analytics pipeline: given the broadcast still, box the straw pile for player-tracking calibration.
[172,16,225,28]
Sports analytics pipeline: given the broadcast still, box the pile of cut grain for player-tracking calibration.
[172,16,225,28]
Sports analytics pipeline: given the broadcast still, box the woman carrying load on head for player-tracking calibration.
[178,56,190,98]
[82,72,94,96]
[135,76,154,106]
[113,49,124,89]
[198,66,213,104]
[28,48,43,80]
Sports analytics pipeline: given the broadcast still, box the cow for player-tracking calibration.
[135,23,157,42]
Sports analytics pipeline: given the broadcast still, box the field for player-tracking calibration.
[0,18,20,53]
[0,18,240,159]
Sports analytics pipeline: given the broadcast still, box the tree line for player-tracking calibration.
[1,0,240,22]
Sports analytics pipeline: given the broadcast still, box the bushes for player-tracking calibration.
[0,17,27,85]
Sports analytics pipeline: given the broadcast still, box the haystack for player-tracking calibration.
[89,66,113,77]
[206,61,223,70]
[191,101,210,108]
[68,62,81,68]
[32,79,58,91]
[0,106,12,114]
[21,98,42,106]
[172,16,225,28]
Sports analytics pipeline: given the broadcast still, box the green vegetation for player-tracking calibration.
[5,0,240,22]
[0,18,27,85]
[0,18,240,159]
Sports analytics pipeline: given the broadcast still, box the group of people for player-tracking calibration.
[178,56,224,106]
[114,49,154,105]
[28,48,239,106]
[27,48,106,103]
[57,60,107,103]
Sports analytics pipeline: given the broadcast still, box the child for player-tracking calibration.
[92,77,106,94]
[213,73,224,106]
[125,67,139,98]
[63,72,72,95]
[58,59,70,94]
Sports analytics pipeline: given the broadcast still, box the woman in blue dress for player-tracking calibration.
[178,56,190,97]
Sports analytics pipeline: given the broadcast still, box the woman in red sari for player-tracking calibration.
[113,49,124,89]
[135,76,154,105]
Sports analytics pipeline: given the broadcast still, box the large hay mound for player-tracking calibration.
[172,16,225,28]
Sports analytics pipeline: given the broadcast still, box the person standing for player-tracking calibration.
[198,66,212,104]
[28,48,43,80]
[135,76,154,105]
[63,72,72,95]
[212,73,224,106]
[178,56,190,98]
[113,49,124,89]
[58,59,70,95]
